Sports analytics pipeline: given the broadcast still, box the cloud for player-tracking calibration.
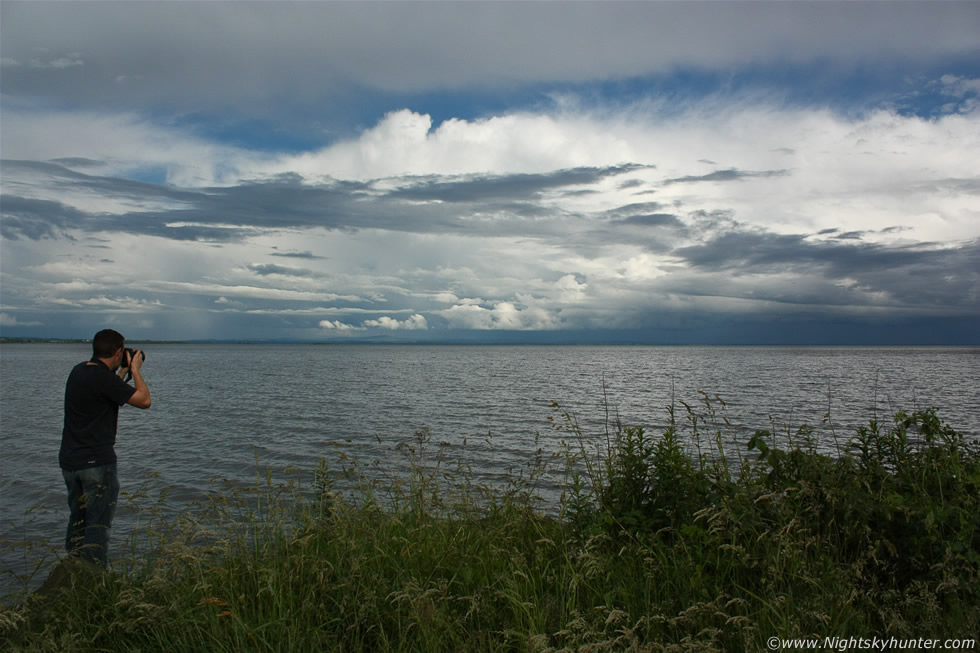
[0,194,87,240]
[1,3,977,343]
[32,55,84,69]
[2,94,977,343]
[2,2,977,113]
[386,164,650,203]
[270,250,324,260]
[318,320,363,332]
[935,75,980,114]
[663,169,790,185]
[247,263,314,278]
[618,214,684,228]
[363,314,428,330]
[440,298,560,331]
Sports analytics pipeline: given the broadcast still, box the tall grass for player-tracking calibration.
[2,395,978,651]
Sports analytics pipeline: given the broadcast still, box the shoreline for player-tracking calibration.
[3,407,978,649]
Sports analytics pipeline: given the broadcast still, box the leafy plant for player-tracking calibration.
[3,398,977,651]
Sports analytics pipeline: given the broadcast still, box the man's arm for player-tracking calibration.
[126,350,151,408]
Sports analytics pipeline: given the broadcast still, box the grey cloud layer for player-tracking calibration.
[0,160,654,241]
[3,157,976,325]
[1,2,978,342]
[2,1,977,111]
[676,231,979,310]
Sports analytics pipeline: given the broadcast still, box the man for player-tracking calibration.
[59,328,151,568]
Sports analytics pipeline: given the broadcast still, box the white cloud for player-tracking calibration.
[2,90,977,342]
[938,75,980,114]
[253,104,977,248]
[274,109,634,180]
[363,314,428,330]
[318,320,362,332]
[0,107,261,190]
[54,296,164,311]
[32,55,83,69]
[440,299,560,331]
[4,94,977,246]
[2,0,977,347]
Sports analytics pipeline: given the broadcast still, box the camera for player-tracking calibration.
[123,347,146,366]
[121,347,145,382]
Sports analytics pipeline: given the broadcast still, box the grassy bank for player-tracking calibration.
[2,401,978,651]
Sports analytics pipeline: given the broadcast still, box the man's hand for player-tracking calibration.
[130,349,144,372]
[126,350,151,409]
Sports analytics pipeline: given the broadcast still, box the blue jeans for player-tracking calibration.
[63,464,120,568]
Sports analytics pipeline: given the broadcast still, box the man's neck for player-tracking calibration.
[92,356,117,371]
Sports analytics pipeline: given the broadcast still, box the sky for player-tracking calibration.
[1,1,978,345]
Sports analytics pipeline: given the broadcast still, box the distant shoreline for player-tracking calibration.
[1,337,977,347]
[0,337,190,345]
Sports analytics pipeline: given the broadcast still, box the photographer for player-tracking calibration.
[58,329,151,569]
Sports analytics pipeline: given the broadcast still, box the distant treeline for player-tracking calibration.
[0,337,89,344]
[1,337,194,345]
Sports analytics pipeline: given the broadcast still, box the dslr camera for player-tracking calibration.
[123,347,146,366]
[122,347,145,382]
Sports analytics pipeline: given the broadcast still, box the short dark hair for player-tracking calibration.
[92,329,125,359]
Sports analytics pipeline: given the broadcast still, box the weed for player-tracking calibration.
[2,396,977,651]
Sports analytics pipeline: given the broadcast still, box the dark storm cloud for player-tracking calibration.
[385,165,648,203]
[0,195,86,239]
[663,168,790,185]
[270,251,324,260]
[2,159,201,206]
[247,263,314,277]
[819,226,910,241]
[674,229,980,309]
[679,230,909,271]
[1,160,655,242]
[618,214,684,228]
[49,157,105,168]
[0,160,364,240]
[603,202,665,218]
[602,202,685,229]
[617,179,646,190]
[688,209,739,231]
[0,188,254,243]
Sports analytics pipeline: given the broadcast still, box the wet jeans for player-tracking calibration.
[62,464,120,568]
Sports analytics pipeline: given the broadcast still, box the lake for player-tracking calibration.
[2,343,978,598]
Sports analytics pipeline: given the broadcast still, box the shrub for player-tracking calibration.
[3,399,977,650]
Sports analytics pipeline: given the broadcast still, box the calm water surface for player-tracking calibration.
[2,343,978,597]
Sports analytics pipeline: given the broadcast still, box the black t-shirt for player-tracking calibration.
[60,360,137,471]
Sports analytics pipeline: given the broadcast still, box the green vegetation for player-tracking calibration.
[2,396,978,651]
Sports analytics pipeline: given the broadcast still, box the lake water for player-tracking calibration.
[2,343,978,598]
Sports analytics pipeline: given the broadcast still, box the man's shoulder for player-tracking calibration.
[67,361,91,378]
[70,360,101,374]
[69,360,117,383]
[66,360,134,403]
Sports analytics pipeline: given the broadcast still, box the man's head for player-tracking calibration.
[92,329,125,361]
